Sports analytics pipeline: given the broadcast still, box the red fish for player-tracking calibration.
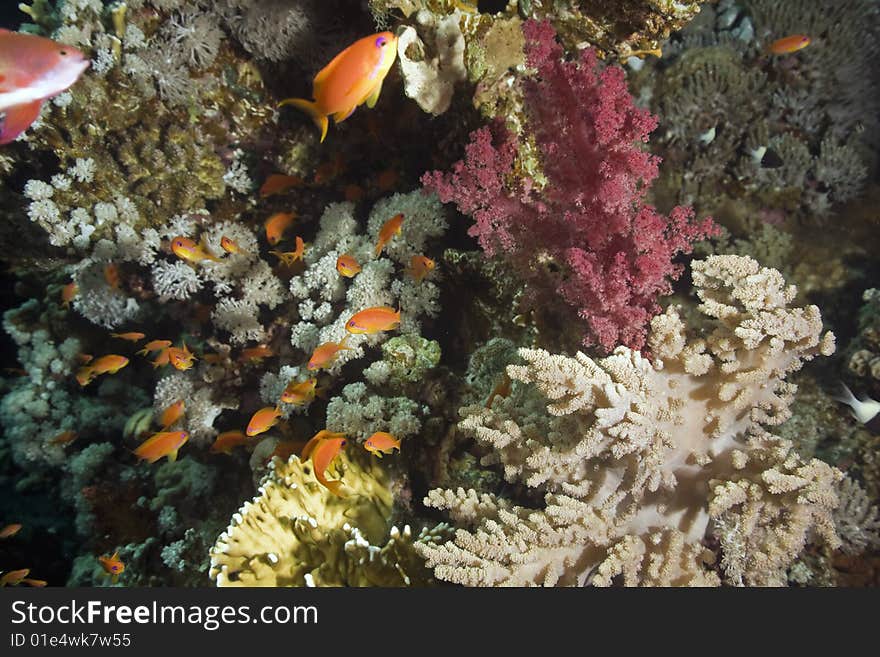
[110,331,145,342]
[264,212,296,246]
[407,255,435,282]
[280,377,318,405]
[0,568,29,586]
[0,30,89,144]
[137,339,171,356]
[336,254,361,278]
[61,282,78,308]
[159,400,185,429]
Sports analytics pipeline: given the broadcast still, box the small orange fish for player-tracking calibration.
[269,236,306,266]
[220,236,245,255]
[345,306,400,334]
[110,331,145,342]
[104,263,121,289]
[0,30,89,144]
[151,348,171,369]
[76,353,94,364]
[0,523,22,539]
[134,430,189,464]
[21,578,47,587]
[137,339,171,356]
[264,212,296,246]
[171,236,221,264]
[485,372,512,408]
[768,34,811,54]
[344,184,365,202]
[279,32,399,142]
[301,430,347,496]
[307,336,351,371]
[407,255,435,282]
[49,430,78,446]
[0,568,29,586]
[364,431,400,457]
[159,400,185,429]
[336,254,361,278]
[209,430,250,455]
[167,344,196,371]
[246,406,282,437]
[89,354,129,375]
[374,213,404,257]
[259,174,303,197]
[98,552,125,582]
[280,377,318,405]
[240,346,275,362]
[61,282,78,308]
[75,367,93,387]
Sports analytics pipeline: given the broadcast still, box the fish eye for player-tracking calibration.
[60,49,68,56]
[376,37,387,48]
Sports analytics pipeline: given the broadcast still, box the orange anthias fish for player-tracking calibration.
[110,331,145,342]
[768,34,811,54]
[270,236,306,266]
[336,254,361,278]
[209,430,250,455]
[364,431,400,457]
[75,367,93,387]
[98,552,125,583]
[301,430,347,496]
[259,173,303,197]
[240,346,275,362]
[280,377,318,405]
[137,339,171,356]
[170,236,221,264]
[246,406,282,437]
[78,354,129,385]
[49,430,78,446]
[159,400,185,429]
[0,523,22,539]
[61,282,78,308]
[346,306,400,334]
[220,236,245,255]
[167,344,196,371]
[407,255,435,282]
[485,372,512,408]
[21,578,47,587]
[104,263,121,289]
[264,212,296,246]
[151,348,171,369]
[307,336,350,371]
[134,430,189,464]
[279,31,399,143]
[0,568,29,586]
[374,213,404,257]
[0,30,89,144]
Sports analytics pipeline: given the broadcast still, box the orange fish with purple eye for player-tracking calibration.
[336,254,361,278]
[98,552,125,583]
[137,339,171,356]
[209,430,251,455]
[220,236,247,255]
[246,406,282,437]
[61,282,78,308]
[307,336,351,371]
[301,430,348,496]
[134,430,189,464]
[151,348,171,369]
[407,255,435,282]
[166,344,196,371]
[75,367,94,387]
[363,431,400,457]
[78,354,128,384]
[0,523,22,539]
[159,399,185,429]
[374,213,404,257]
[269,236,306,266]
[259,174,304,198]
[240,346,275,362]
[170,236,222,264]
[0,568,30,586]
[264,212,296,246]
[767,34,811,54]
[110,331,145,342]
[345,306,400,334]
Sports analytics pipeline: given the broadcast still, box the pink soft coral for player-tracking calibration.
[423,20,718,352]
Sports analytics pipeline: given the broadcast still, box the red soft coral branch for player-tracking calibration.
[423,20,719,352]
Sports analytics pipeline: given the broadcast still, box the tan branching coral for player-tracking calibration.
[209,451,445,586]
[416,255,842,586]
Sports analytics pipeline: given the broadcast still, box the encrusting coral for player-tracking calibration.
[416,255,842,586]
[209,451,446,586]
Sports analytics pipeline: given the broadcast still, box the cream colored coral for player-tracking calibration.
[210,452,443,586]
[418,255,842,586]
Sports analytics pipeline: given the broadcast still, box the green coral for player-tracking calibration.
[363,334,441,388]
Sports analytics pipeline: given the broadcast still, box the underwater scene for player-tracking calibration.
[0,0,878,589]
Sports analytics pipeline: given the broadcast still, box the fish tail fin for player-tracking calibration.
[0,100,43,145]
[279,98,329,143]
[832,382,858,408]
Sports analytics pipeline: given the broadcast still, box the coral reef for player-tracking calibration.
[416,255,841,586]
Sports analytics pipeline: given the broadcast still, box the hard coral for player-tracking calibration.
[423,21,717,352]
